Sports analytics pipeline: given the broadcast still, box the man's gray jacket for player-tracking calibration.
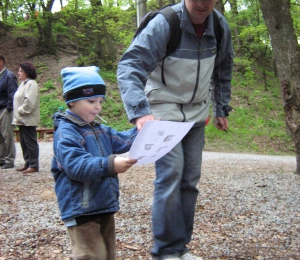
[118,1,233,124]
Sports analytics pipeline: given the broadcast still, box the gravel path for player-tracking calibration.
[0,142,299,260]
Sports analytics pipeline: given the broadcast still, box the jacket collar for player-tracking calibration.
[0,67,6,75]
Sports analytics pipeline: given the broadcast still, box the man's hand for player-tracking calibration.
[135,115,155,131]
[114,157,138,173]
[214,117,229,132]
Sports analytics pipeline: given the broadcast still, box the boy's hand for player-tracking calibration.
[114,157,137,173]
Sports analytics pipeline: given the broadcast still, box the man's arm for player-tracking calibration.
[212,16,234,130]
[6,73,18,112]
[117,14,171,123]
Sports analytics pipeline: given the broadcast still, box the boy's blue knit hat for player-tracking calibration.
[61,66,106,104]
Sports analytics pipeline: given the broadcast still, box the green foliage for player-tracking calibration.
[40,93,66,128]
[49,2,136,68]
[232,57,256,87]
[2,0,295,73]
[35,62,49,75]
[101,94,132,130]
[63,0,90,11]
[52,22,71,35]
[104,6,136,49]
[40,80,56,93]
[291,0,300,39]
[99,72,132,130]
[205,68,293,155]
[76,52,98,66]
[100,70,118,82]
[226,1,274,74]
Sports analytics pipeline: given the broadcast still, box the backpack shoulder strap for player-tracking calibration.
[159,6,181,85]
[134,5,181,85]
[159,6,181,57]
[134,5,181,57]
[134,10,159,38]
[212,9,223,54]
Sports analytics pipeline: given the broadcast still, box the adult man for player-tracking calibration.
[0,55,18,169]
[118,0,233,259]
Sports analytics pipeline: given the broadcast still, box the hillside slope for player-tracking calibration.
[0,26,77,89]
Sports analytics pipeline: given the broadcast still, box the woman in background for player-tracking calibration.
[13,62,40,174]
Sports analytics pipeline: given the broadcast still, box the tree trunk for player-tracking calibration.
[90,0,116,68]
[260,0,300,174]
[0,0,8,21]
[137,0,147,26]
[229,0,241,53]
[30,12,55,56]
[28,0,56,56]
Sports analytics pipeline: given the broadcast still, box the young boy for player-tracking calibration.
[51,66,138,260]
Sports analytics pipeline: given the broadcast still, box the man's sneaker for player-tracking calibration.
[181,251,203,260]
[1,163,14,169]
[156,255,181,260]
[160,257,181,260]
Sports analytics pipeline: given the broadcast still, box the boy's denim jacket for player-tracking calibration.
[51,110,137,224]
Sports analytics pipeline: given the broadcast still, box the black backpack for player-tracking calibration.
[134,5,223,58]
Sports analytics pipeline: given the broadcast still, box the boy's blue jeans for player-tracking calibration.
[151,125,205,257]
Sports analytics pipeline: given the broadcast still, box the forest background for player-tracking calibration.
[0,0,299,159]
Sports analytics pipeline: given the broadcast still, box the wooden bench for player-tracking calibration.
[14,128,54,141]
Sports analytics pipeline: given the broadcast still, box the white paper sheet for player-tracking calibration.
[128,121,195,165]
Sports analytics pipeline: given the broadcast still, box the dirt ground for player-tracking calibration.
[0,141,299,260]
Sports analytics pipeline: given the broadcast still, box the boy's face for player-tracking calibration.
[69,97,103,123]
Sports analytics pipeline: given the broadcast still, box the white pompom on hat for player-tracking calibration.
[61,66,106,104]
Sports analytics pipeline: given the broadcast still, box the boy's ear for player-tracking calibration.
[68,102,74,107]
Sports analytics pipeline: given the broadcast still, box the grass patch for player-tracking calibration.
[40,80,56,93]
[205,72,293,155]
[38,69,294,155]
[40,93,65,128]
